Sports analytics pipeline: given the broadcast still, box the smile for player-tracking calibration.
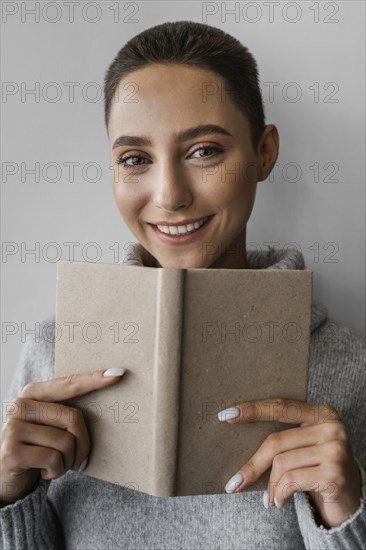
[156,216,208,236]
[148,215,214,244]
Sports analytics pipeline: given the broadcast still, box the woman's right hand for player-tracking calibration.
[0,367,126,506]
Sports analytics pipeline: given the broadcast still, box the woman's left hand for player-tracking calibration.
[218,398,361,528]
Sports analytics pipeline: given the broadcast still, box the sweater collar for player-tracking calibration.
[122,242,328,333]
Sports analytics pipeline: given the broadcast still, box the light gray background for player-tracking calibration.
[1,1,365,404]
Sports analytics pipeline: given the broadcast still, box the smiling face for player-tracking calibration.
[108,63,278,269]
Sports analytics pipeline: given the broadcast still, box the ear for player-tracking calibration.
[256,124,280,182]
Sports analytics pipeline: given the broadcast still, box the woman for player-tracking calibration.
[1,21,365,549]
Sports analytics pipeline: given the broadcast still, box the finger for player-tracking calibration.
[267,446,322,507]
[6,400,90,471]
[3,418,76,472]
[218,398,340,427]
[226,423,343,493]
[273,464,335,509]
[19,368,126,402]
[3,441,70,480]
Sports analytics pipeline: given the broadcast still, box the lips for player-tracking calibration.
[156,216,208,236]
[148,214,214,244]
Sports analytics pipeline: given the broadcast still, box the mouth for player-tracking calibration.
[148,215,215,244]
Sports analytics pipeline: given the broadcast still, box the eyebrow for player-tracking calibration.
[112,124,233,149]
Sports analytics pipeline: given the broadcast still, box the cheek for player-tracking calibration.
[112,181,145,219]
[211,172,257,233]
[211,175,255,212]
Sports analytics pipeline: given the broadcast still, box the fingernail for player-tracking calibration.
[274,497,282,509]
[225,472,244,493]
[78,457,88,473]
[263,490,269,509]
[103,367,126,377]
[218,407,241,421]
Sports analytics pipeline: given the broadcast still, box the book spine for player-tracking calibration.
[151,269,184,496]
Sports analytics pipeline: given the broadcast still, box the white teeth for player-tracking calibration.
[157,216,208,236]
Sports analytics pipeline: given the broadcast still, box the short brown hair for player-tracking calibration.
[103,20,266,151]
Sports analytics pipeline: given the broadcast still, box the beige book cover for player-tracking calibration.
[54,260,312,497]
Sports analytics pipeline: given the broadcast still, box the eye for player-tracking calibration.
[189,145,224,160]
[115,153,149,169]
[115,144,224,170]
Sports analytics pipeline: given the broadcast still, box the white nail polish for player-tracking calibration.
[103,367,126,377]
[263,490,269,509]
[274,497,281,509]
[218,407,240,421]
[225,472,244,493]
[78,457,88,473]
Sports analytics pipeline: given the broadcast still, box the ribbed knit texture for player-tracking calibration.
[1,244,365,550]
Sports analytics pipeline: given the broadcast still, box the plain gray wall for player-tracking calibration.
[1,1,365,404]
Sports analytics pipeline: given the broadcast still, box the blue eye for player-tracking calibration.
[115,145,224,169]
[190,145,223,159]
[116,154,148,168]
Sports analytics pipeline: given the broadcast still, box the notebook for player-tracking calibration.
[54,260,312,496]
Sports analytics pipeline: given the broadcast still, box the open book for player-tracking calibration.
[55,260,312,497]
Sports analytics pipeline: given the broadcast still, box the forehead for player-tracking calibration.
[108,63,250,140]
[110,63,225,107]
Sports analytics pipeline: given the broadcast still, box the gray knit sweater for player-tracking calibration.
[1,244,365,550]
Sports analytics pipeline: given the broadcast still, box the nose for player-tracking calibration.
[152,159,193,212]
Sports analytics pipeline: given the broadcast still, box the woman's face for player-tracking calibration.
[108,63,278,269]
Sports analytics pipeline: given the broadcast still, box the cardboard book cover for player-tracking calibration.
[54,260,312,497]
